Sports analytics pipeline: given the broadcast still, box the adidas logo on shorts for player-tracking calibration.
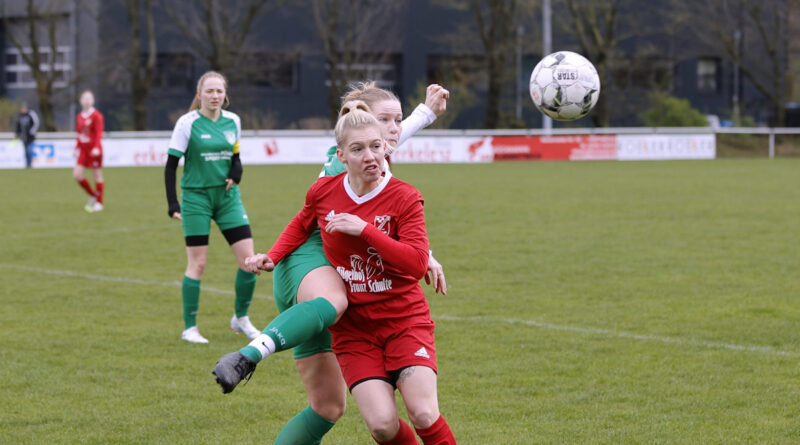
[414,347,430,359]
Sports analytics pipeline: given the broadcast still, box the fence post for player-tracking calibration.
[769,129,775,159]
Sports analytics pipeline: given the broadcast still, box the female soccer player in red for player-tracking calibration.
[213,83,449,444]
[73,90,105,212]
[246,102,456,444]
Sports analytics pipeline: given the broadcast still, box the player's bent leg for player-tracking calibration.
[272,352,345,444]
[296,265,348,320]
[351,379,408,443]
[396,366,456,444]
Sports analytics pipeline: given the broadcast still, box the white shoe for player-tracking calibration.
[181,326,209,344]
[230,315,261,339]
[84,196,97,213]
[92,202,104,212]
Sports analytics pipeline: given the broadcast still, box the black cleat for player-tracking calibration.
[212,351,257,394]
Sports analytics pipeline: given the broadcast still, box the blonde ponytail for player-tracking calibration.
[340,81,399,109]
[334,100,381,147]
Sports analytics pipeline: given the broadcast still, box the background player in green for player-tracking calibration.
[164,71,261,344]
[213,82,449,444]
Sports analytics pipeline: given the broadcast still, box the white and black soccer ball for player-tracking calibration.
[529,51,600,121]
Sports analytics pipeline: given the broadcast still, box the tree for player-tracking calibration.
[563,0,621,127]
[123,0,156,131]
[164,0,285,73]
[310,0,407,124]
[639,92,709,127]
[2,0,67,131]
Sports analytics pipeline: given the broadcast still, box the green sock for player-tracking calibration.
[273,406,335,445]
[182,276,201,329]
[234,268,257,318]
[238,297,337,363]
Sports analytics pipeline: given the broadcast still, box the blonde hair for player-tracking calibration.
[340,81,399,110]
[189,71,230,111]
[334,100,382,148]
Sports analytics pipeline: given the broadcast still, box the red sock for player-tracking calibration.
[415,415,456,445]
[374,418,418,445]
[78,178,95,197]
[95,182,104,204]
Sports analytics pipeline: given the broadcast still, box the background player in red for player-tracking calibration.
[73,89,105,212]
[240,102,456,444]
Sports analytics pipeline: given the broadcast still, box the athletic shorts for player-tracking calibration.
[273,228,335,359]
[180,185,250,237]
[76,145,102,168]
[331,314,437,390]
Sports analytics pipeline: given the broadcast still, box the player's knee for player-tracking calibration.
[72,170,82,181]
[407,404,439,429]
[187,259,206,277]
[366,415,400,442]
[310,396,346,422]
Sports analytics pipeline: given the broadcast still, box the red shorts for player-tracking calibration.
[331,314,437,390]
[77,145,103,168]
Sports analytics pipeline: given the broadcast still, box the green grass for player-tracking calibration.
[2,159,799,444]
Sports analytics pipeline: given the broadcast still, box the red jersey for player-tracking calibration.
[268,171,430,322]
[75,108,104,149]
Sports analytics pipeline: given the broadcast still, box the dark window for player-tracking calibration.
[238,52,299,91]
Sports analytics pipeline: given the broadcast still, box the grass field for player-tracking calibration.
[2,159,799,444]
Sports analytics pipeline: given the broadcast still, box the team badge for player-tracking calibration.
[374,215,391,235]
[223,130,236,145]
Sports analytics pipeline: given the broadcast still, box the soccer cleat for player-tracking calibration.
[84,196,97,213]
[181,326,209,344]
[92,202,104,212]
[230,315,260,339]
[212,351,256,393]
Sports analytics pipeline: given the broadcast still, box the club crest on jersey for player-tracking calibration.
[374,215,391,235]
[224,130,236,145]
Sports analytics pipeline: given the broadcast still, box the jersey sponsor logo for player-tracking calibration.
[336,247,391,294]
[224,130,236,145]
[325,210,335,222]
[374,215,391,235]
[414,347,430,358]
[201,134,212,139]
[200,150,233,162]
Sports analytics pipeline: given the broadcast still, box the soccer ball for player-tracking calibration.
[529,51,600,121]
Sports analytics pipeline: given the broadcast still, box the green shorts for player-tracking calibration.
[273,228,334,359]
[180,185,250,237]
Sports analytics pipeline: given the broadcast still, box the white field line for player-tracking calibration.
[2,264,795,357]
[433,314,799,357]
[0,264,272,300]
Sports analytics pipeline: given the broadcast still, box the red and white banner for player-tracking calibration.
[0,133,715,169]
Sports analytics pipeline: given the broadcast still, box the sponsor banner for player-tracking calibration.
[617,134,716,160]
[490,135,618,161]
[390,136,493,163]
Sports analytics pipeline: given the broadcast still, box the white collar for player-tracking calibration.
[342,169,393,204]
[81,108,95,118]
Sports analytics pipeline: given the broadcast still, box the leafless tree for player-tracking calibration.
[311,0,407,124]
[164,0,285,73]
[563,0,622,127]
[123,0,156,130]
[2,0,68,131]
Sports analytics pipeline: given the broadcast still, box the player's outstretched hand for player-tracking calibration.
[245,253,274,275]
[325,213,367,236]
[424,252,447,295]
[424,84,450,117]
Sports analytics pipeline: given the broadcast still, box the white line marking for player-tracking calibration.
[2,263,793,356]
[0,264,272,299]
[433,314,799,357]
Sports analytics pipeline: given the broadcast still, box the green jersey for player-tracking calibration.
[168,109,241,189]
[319,145,346,177]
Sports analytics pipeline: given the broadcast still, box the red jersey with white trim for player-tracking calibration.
[267,170,430,321]
[75,108,104,149]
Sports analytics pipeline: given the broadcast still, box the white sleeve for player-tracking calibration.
[396,104,437,149]
[168,115,191,155]
[30,110,40,134]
